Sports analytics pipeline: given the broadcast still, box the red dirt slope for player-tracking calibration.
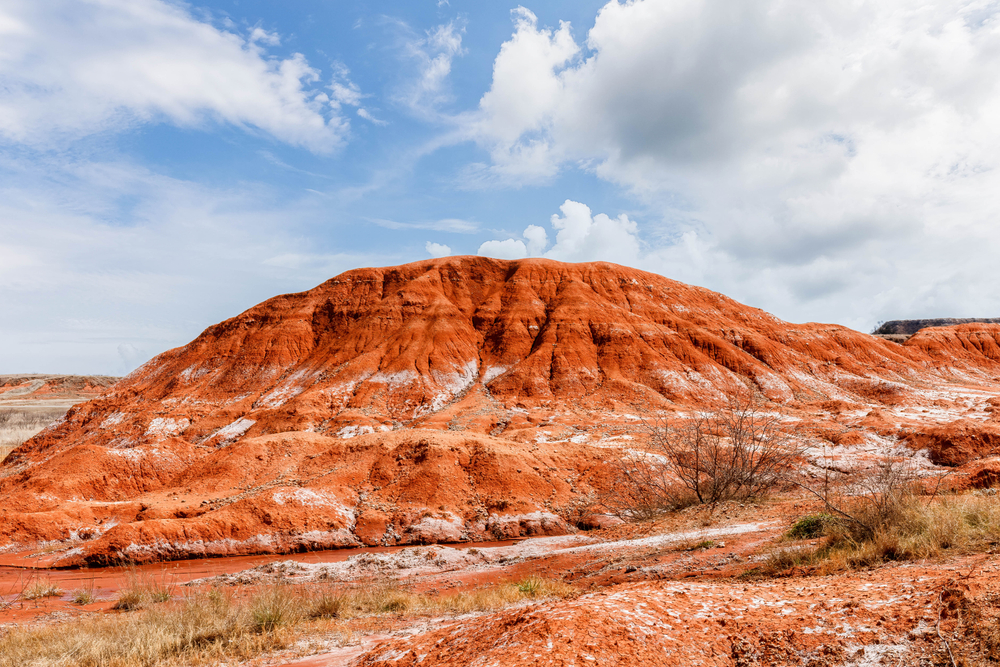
[4,257,1000,564]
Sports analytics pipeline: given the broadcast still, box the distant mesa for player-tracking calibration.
[0,375,119,464]
[0,375,118,404]
[874,318,1000,339]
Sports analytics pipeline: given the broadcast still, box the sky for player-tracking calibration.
[2,0,1000,375]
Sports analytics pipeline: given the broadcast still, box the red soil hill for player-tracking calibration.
[3,257,1000,565]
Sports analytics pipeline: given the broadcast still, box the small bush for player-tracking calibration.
[516,575,543,597]
[787,514,830,540]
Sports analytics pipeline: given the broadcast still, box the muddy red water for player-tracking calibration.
[0,540,520,625]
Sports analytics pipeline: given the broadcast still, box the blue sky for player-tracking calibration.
[3,0,1000,374]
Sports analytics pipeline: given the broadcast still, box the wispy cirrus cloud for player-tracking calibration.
[394,19,467,118]
[369,217,478,233]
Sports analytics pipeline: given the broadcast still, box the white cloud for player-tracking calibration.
[546,201,640,264]
[357,108,388,126]
[469,0,1000,328]
[0,0,349,152]
[248,26,281,47]
[478,238,528,260]
[478,200,640,264]
[522,224,548,256]
[425,241,452,258]
[371,217,478,233]
[397,20,466,116]
[471,7,579,182]
[328,62,364,109]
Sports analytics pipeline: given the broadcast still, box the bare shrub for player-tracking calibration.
[601,449,698,520]
[797,456,922,545]
[552,491,600,529]
[604,390,799,519]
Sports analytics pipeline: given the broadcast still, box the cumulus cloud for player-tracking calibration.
[469,0,1000,328]
[477,199,641,264]
[522,225,548,256]
[425,241,452,258]
[0,0,350,151]
[478,238,528,260]
[471,8,578,182]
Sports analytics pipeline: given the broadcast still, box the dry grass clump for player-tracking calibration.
[21,578,62,600]
[71,586,98,605]
[828,493,1000,567]
[112,567,176,610]
[757,492,1000,576]
[0,575,575,667]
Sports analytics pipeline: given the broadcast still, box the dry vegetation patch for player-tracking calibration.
[20,578,62,601]
[0,575,575,667]
[0,407,66,461]
[112,567,176,610]
[756,491,1000,577]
